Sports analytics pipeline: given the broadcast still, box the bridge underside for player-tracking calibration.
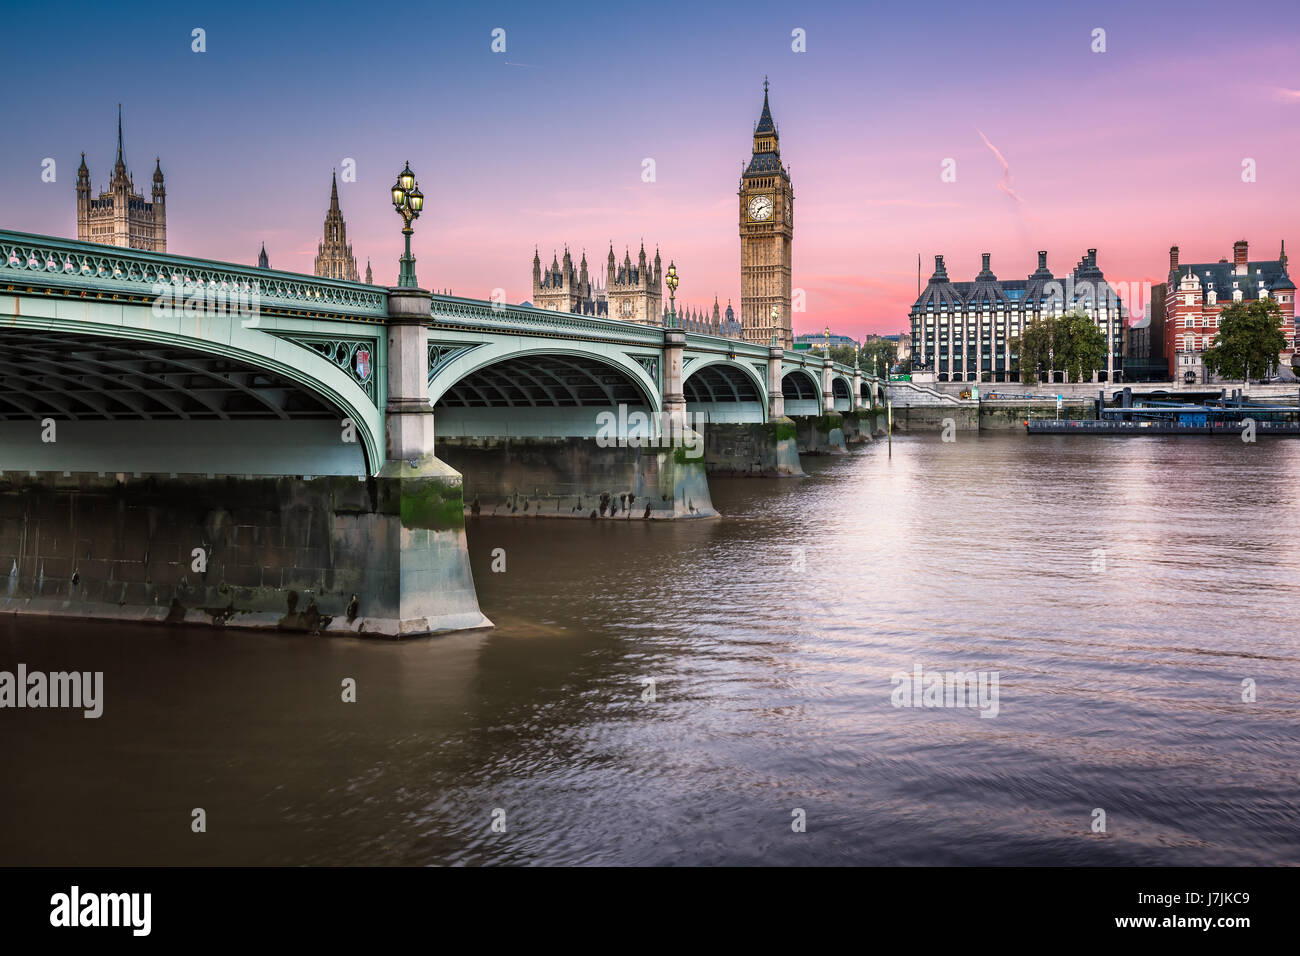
[783,369,821,416]
[0,329,367,476]
[833,378,852,412]
[685,364,764,423]
[435,353,651,438]
[432,351,713,517]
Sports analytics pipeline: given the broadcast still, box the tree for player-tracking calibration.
[1013,311,1107,383]
[1055,310,1108,383]
[827,340,897,375]
[1011,315,1056,384]
[862,339,898,375]
[827,344,858,366]
[1202,298,1287,383]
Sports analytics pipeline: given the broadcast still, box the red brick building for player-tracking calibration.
[1164,240,1295,382]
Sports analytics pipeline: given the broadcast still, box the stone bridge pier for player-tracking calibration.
[371,285,491,634]
[782,354,847,456]
[691,334,804,478]
[434,321,716,521]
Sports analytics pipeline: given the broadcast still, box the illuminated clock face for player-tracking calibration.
[748,195,774,221]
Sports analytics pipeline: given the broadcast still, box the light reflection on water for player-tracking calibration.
[2,434,1298,865]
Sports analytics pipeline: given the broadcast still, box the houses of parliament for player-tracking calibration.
[76,107,166,252]
[77,82,795,339]
[258,172,373,283]
[76,109,373,284]
[529,81,794,346]
[530,244,741,337]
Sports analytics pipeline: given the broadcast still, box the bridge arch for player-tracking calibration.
[682,357,767,423]
[831,375,853,412]
[430,343,659,439]
[781,367,822,416]
[0,305,382,476]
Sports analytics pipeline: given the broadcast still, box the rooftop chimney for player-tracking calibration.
[1170,245,1179,273]
[1038,250,1047,270]
[981,252,991,273]
[1087,248,1097,266]
[930,254,950,283]
[1234,239,1248,275]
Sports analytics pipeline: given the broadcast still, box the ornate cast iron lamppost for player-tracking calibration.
[390,161,424,288]
[665,261,679,328]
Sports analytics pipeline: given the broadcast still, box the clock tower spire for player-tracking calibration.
[739,78,794,349]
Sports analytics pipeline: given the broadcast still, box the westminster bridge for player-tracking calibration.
[0,230,889,637]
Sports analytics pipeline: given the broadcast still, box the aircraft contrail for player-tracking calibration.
[977,129,1023,205]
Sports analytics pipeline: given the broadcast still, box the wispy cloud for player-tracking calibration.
[976,129,1024,205]
[1273,87,1300,102]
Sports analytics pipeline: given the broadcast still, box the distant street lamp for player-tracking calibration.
[665,261,679,327]
[390,161,424,288]
[824,324,831,357]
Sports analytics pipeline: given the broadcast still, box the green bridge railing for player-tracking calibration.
[0,229,388,318]
[429,293,665,345]
[1,229,883,391]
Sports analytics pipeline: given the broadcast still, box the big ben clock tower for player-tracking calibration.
[739,78,794,348]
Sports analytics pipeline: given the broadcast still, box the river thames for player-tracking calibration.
[2,433,1298,866]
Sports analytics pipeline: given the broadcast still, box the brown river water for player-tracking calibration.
[2,433,1298,865]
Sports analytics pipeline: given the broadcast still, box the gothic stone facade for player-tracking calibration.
[76,109,166,252]
[532,247,607,316]
[606,244,662,325]
[531,243,667,323]
[314,172,359,282]
[739,82,794,349]
[664,298,742,337]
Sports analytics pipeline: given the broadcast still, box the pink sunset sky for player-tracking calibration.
[3,1,1297,339]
